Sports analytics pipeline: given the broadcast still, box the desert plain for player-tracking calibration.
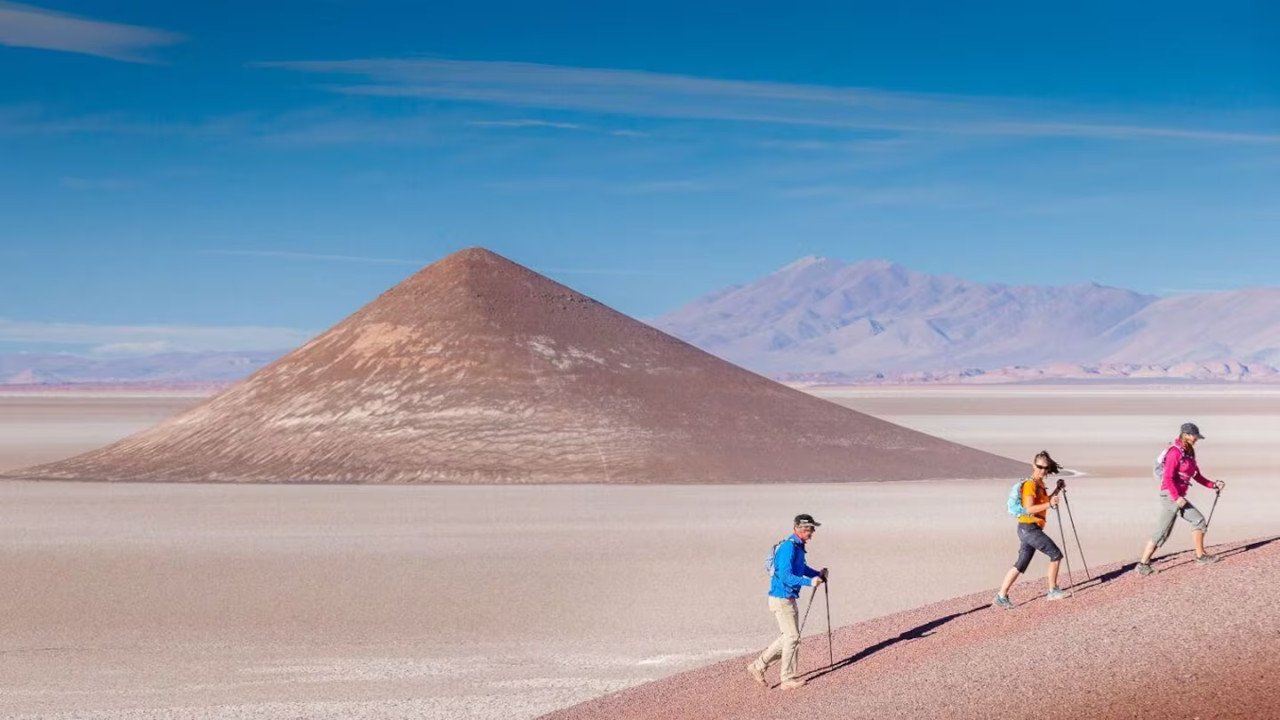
[1,384,1277,718]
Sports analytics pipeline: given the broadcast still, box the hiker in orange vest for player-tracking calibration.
[993,451,1066,608]
[1135,422,1225,575]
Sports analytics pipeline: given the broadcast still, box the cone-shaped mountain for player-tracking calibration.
[10,248,1023,483]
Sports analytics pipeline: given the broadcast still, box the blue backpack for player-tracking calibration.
[1006,479,1032,518]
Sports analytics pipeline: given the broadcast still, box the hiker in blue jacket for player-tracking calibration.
[747,513,826,690]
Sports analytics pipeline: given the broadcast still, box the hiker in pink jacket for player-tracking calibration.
[1135,422,1226,575]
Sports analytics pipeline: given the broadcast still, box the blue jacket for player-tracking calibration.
[769,534,821,599]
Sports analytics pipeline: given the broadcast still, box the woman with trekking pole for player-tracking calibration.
[993,451,1067,609]
[1134,422,1225,576]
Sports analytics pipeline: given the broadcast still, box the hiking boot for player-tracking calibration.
[992,594,1014,610]
[780,678,807,690]
[1135,562,1155,576]
[746,663,767,687]
[1046,587,1068,601]
[1196,553,1220,565]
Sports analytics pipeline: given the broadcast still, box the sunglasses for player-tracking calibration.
[1035,463,1051,470]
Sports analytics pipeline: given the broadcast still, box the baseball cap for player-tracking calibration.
[794,513,821,528]
[1180,422,1205,439]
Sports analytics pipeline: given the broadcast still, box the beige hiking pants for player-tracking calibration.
[752,596,801,682]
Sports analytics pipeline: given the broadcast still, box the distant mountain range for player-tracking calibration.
[652,257,1280,380]
[777,361,1280,386]
[6,256,1280,387]
[0,351,283,386]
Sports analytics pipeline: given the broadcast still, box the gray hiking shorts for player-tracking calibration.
[1151,491,1207,547]
[1013,523,1063,573]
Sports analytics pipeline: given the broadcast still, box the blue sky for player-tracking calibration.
[2,0,1278,355]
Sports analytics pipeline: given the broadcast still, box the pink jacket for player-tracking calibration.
[1162,442,1215,501]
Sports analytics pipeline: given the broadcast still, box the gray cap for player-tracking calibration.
[1180,422,1205,439]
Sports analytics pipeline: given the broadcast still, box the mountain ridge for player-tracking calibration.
[8,256,1278,385]
[653,256,1278,376]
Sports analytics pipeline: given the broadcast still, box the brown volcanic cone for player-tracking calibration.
[7,248,1022,484]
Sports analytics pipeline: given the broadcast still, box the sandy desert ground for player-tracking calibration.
[0,394,204,475]
[0,385,1277,718]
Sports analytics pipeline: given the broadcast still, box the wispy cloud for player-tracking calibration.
[753,137,911,153]
[0,104,253,138]
[0,103,650,146]
[621,179,717,194]
[89,341,181,357]
[0,317,310,355]
[247,110,446,146]
[776,183,1144,215]
[468,118,649,138]
[1016,194,1137,216]
[60,176,135,190]
[204,249,425,266]
[486,175,723,196]
[0,2,182,63]
[258,58,1280,145]
[469,119,588,130]
[205,249,663,276]
[778,184,1001,210]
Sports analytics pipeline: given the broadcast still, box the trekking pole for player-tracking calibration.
[1061,490,1092,580]
[823,580,833,668]
[1054,505,1076,593]
[1205,488,1222,535]
[799,584,818,635]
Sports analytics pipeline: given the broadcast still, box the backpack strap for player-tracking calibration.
[770,536,795,577]
[1020,478,1038,514]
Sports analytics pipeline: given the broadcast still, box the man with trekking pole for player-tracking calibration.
[747,513,827,690]
[1135,422,1225,576]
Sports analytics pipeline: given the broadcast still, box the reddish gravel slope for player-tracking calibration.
[544,537,1280,719]
[6,248,1020,484]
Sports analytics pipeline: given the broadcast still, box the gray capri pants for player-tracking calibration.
[1013,523,1063,573]
[1151,490,1207,547]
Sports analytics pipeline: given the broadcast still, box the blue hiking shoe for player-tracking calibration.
[992,594,1014,609]
[1046,587,1068,600]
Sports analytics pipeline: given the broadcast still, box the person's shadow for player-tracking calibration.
[803,604,985,681]
[1058,535,1279,593]
[1148,534,1279,573]
[798,536,1278,683]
